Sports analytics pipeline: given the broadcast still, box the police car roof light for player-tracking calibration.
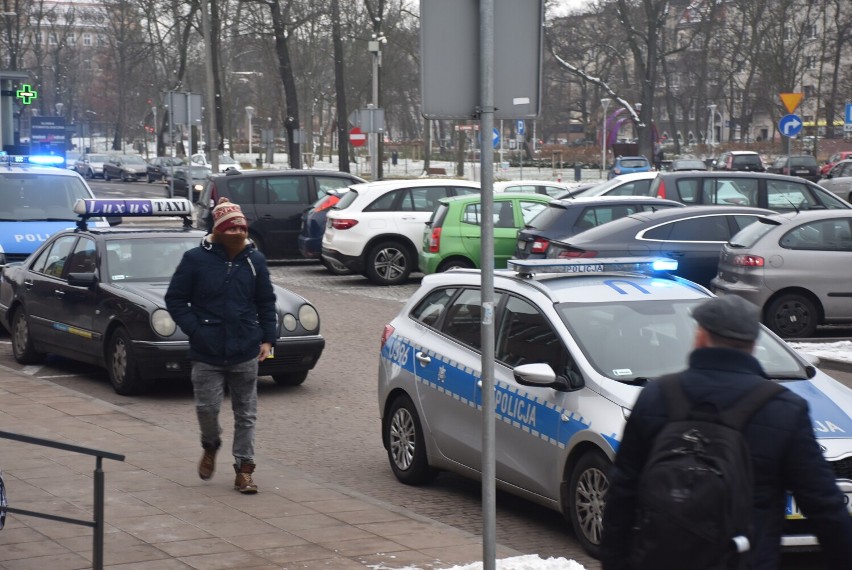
[0,154,65,169]
[507,257,679,278]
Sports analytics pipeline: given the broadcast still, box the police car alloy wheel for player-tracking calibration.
[385,394,438,485]
[567,449,609,558]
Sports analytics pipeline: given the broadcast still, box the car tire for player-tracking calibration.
[147,174,154,183]
[11,308,45,365]
[566,449,610,559]
[272,371,308,386]
[85,168,93,179]
[104,171,111,181]
[249,232,266,256]
[107,327,148,395]
[321,257,353,275]
[365,241,413,285]
[437,257,474,272]
[385,394,438,485]
[765,294,819,338]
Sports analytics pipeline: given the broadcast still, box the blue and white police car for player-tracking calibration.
[378,258,852,558]
[0,155,106,266]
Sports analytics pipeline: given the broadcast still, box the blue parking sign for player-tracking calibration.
[517,120,525,136]
[846,103,852,124]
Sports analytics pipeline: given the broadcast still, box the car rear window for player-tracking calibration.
[732,155,762,167]
[429,203,450,228]
[789,157,817,167]
[334,189,360,210]
[620,159,648,168]
[728,218,776,248]
[525,203,566,230]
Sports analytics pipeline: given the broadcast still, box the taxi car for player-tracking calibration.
[378,258,852,558]
[0,198,325,395]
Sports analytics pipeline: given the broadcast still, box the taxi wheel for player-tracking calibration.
[107,328,148,396]
[567,449,610,558]
[272,371,308,386]
[11,308,45,365]
[366,241,413,286]
[385,395,437,485]
[765,294,818,338]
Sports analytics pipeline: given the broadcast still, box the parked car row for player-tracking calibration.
[73,153,243,187]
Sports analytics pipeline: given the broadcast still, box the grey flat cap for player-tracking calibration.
[692,295,761,341]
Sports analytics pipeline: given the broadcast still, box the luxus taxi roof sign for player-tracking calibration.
[73,198,193,217]
[507,257,678,278]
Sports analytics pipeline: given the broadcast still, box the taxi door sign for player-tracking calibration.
[780,93,803,114]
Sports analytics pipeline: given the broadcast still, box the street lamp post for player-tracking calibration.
[245,106,255,155]
[601,98,611,177]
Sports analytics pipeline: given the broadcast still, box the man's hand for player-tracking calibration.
[258,342,273,361]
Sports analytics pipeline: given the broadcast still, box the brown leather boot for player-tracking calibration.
[233,462,258,494]
[198,442,220,481]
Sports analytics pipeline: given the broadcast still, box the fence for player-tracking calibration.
[0,430,125,570]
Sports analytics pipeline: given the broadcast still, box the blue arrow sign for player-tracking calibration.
[492,127,500,149]
[846,103,852,124]
[517,120,525,136]
[779,114,803,138]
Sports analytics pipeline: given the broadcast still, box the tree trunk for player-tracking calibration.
[331,0,350,172]
[268,1,301,168]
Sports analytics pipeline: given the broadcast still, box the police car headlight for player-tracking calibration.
[151,309,177,337]
[282,313,297,332]
[298,304,319,332]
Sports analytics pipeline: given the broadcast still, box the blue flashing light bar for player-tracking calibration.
[73,198,193,217]
[28,155,65,166]
[507,257,679,278]
[0,154,64,167]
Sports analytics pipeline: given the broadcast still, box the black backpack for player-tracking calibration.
[631,375,784,570]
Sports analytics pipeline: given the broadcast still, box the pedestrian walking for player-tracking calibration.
[165,198,277,494]
[652,140,664,171]
[600,295,852,570]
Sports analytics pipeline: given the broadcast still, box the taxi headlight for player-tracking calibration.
[193,183,204,192]
[298,304,319,332]
[282,313,297,332]
[151,309,177,337]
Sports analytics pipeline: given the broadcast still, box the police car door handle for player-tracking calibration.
[415,352,431,365]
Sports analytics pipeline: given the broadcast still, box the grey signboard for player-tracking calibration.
[420,0,543,120]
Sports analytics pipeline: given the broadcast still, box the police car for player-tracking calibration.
[0,198,325,395]
[0,155,106,266]
[377,258,852,558]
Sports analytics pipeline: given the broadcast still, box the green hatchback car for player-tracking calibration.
[419,192,552,274]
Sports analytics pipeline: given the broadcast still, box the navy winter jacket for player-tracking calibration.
[601,347,852,570]
[165,236,277,366]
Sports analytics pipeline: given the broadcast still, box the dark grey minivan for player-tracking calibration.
[194,169,365,259]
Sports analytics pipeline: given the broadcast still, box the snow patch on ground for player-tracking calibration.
[788,340,852,364]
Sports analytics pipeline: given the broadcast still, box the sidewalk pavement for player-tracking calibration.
[0,367,521,570]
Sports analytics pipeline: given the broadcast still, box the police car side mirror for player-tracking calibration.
[513,363,579,392]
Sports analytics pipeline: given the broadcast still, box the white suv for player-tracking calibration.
[321,179,480,285]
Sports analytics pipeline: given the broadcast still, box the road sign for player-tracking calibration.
[845,103,852,126]
[779,114,803,138]
[492,127,500,149]
[349,127,366,147]
[779,93,803,114]
[516,120,525,136]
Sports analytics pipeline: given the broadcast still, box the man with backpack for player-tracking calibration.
[600,295,852,570]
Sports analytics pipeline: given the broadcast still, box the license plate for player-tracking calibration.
[795,170,810,174]
[786,492,852,519]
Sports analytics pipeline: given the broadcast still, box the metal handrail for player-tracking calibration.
[0,430,125,570]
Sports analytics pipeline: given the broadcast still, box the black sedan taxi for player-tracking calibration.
[0,198,325,395]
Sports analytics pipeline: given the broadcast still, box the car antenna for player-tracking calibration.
[785,198,800,214]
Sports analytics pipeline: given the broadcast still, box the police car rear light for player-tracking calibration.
[381,324,395,348]
[530,238,549,253]
[556,249,597,259]
[332,219,359,230]
[732,254,765,267]
[507,257,678,278]
[428,227,442,252]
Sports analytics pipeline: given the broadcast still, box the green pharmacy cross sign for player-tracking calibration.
[16,84,37,105]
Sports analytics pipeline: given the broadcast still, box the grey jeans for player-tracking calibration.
[191,358,258,467]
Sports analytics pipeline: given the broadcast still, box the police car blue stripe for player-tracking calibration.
[0,221,78,255]
[382,335,595,451]
[783,381,852,439]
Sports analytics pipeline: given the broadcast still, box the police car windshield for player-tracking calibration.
[105,236,199,282]
[0,173,93,221]
[556,299,808,382]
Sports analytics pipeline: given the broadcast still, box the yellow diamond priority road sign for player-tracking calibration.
[780,93,803,114]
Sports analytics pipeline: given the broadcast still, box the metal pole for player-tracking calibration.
[93,457,104,570]
[479,0,496,567]
[200,0,218,173]
[601,98,611,177]
[371,48,379,180]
